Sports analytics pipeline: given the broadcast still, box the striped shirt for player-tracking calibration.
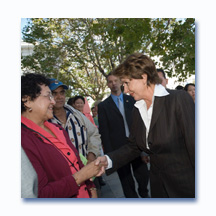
[49,105,88,157]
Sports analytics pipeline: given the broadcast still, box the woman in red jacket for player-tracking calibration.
[21,73,104,198]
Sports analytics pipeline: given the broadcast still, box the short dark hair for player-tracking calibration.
[175,85,184,90]
[157,69,166,79]
[112,53,161,85]
[67,97,75,106]
[106,72,114,81]
[73,96,85,104]
[21,73,50,113]
[184,83,195,91]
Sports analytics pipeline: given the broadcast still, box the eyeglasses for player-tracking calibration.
[40,93,54,101]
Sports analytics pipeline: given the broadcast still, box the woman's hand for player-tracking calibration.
[86,152,96,164]
[94,156,108,176]
[73,160,105,186]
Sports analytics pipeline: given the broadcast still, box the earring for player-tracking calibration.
[28,108,32,112]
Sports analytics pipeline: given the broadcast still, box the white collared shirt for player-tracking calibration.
[134,84,169,149]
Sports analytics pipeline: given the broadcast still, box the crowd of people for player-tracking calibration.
[21,53,195,198]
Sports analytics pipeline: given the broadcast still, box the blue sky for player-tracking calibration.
[21,18,30,34]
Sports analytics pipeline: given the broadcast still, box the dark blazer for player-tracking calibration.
[106,89,195,198]
[98,94,135,153]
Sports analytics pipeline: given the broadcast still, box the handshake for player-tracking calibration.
[73,156,108,185]
[94,156,109,176]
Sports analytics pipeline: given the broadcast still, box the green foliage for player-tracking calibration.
[21,18,195,99]
[150,18,195,81]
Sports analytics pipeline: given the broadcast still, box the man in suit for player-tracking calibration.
[98,73,149,198]
[95,53,195,198]
[157,68,168,88]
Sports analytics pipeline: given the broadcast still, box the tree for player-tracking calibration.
[150,18,195,81]
[21,18,195,99]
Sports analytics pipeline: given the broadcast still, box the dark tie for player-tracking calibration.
[118,97,129,137]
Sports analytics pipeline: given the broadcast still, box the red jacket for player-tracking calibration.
[21,123,95,198]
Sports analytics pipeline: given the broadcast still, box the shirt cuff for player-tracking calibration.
[105,155,112,169]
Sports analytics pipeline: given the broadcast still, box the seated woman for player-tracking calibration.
[21,73,104,198]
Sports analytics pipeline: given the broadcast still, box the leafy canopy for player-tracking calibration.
[21,18,195,100]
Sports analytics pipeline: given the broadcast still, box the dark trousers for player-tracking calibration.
[117,156,149,198]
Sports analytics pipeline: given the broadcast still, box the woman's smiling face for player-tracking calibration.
[121,74,147,101]
[74,98,85,112]
[28,84,56,121]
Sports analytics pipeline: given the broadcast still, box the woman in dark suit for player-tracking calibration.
[96,53,195,198]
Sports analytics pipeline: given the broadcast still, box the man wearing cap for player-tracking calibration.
[48,78,102,164]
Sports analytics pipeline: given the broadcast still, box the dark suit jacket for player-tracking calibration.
[98,94,135,153]
[106,89,195,198]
